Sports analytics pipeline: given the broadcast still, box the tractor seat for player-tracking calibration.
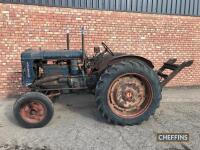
[43,50,83,59]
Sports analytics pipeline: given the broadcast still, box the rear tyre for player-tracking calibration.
[95,60,161,125]
[13,92,54,128]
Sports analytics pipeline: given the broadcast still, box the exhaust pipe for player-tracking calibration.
[81,26,86,60]
[66,29,70,50]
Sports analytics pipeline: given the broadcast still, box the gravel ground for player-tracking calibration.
[0,87,199,150]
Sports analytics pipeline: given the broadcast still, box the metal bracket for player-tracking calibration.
[157,58,193,87]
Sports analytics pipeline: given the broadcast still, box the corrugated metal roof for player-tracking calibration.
[1,0,200,16]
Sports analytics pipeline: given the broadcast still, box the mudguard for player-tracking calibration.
[96,54,154,74]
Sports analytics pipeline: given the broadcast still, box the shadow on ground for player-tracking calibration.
[57,93,106,124]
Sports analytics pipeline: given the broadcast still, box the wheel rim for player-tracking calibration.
[19,101,47,124]
[107,73,153,119]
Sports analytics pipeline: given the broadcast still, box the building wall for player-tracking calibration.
[0,3,199,96]
[2,0,200,17]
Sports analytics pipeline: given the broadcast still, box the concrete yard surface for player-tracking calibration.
[0,87,199,150]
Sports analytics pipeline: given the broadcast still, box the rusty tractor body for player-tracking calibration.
[13,28,193,128]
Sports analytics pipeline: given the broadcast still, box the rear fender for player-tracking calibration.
[97,55,154,73]
[111,55,154,68]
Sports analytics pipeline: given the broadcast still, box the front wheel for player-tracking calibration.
[95,60,161,125]
[13,92,54,128]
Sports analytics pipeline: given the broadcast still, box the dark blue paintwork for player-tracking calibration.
[21,59,35,86]
[21,49,83,60]
[21,49,83,86]
[43,65,69,76]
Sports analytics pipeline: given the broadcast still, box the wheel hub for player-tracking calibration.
[123,89,134,101]
[20,101,46,124]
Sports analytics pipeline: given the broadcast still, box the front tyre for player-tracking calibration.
[13,92,54,128]
[95,60,161,125]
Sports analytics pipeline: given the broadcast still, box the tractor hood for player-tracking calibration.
[21,49,83,60]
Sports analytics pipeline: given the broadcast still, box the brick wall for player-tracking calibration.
[0,3,199,97]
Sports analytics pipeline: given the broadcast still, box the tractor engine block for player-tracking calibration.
[40,59,86,89]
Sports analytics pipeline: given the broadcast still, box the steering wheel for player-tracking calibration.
[102,42,114,56]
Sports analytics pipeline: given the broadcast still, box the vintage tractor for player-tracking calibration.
[13,28,193,128]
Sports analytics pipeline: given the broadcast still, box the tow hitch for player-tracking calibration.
[157,59,193,87]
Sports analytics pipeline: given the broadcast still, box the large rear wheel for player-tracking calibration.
[95,60,161,125]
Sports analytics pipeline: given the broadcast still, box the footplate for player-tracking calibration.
[157,59,193,87]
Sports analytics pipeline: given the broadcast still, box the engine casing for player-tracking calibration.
[21,49,83,86]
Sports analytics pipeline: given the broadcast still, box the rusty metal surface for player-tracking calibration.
[158,59,193,87]
[47,91,61,99]
[95,54,154,74]
[20,101,47,124]
[34,75,64,86]
[107,73,153,118]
